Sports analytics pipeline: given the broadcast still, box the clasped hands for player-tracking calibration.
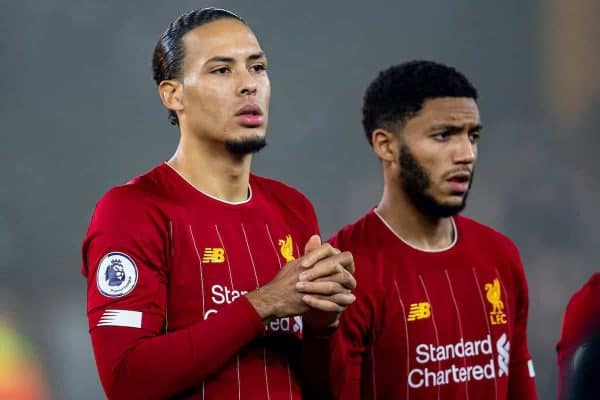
[246,235,356,334]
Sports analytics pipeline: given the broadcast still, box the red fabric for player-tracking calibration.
[82,163,319,399]
[556,273,600,399]
[325,210,537,400]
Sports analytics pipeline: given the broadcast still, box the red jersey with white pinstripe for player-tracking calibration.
[327,209,537,400]
[82,163,319,400]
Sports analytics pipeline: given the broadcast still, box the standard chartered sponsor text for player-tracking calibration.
[203,284,249,318]
[203,284,302,333]
[409,334,508,388]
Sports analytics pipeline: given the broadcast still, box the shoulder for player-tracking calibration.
[251,174,312,204]
[96,181,152,216]
[328,212,373,252]
[457,215,520,258]
[82,169,171,277]
[566,273,600,316]
[91,167,167,225]
[559,273,600,352]
[250,174,316,219]
[583,273,600,290]
[456,216,529,293]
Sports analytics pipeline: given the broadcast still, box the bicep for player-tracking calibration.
[84,233,168,335]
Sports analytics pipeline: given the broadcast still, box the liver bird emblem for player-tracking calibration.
[278,234,295,262]
[484,278,504,314]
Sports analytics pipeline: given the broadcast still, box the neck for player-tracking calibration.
[376,179,455,251]
[168,131,252,203]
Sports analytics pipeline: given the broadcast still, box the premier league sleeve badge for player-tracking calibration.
[96,252,138,298]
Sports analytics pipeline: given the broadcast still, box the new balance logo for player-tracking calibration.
[408,302,431,321]
[202,248,225,263]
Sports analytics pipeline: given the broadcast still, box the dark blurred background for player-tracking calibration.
[1,0,599,398]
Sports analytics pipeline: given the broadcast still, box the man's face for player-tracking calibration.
[397,97,481,218]
[178,19,270,153]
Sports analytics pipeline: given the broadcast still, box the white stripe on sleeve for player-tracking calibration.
[97,309,142,328]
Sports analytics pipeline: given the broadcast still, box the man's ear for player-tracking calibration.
[371,128,399,163]
[158,80,184,114]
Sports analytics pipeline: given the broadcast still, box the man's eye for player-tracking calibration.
[469,133,481,143]
[212,67,231,74]
[250,64,267,73]
[433,131,451,141]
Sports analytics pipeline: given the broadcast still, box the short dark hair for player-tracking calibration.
[362,60,478,145]
[152,8,246,125]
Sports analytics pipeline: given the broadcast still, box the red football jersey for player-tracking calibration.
[326,209,537,400]
[82,163,319,400]
[556,273,600,399]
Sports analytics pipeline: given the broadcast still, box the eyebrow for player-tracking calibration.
[431,123,483,133]
[205,52,266,65]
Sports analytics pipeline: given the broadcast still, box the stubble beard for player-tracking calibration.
[399,144,472,219]
[225,135,267,156]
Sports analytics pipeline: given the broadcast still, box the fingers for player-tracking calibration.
[302,293,356,312]
[296,280,350,296]
[339,252,355,274]
[321,270,356,290]
[300,243,340,268]
[299,251,354,281]
[303,234,322,254]
[296,271,356,293]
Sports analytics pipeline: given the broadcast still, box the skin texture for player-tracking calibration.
[156,18,355,331]
[177,19,271,151]
[159,18,270,202]
[373,97,482,250]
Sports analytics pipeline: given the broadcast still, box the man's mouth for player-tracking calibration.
[235,105,264,127]
[446,172,471,193]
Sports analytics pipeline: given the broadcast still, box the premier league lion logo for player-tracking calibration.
[97,252,138,298]
[105,258,126,286]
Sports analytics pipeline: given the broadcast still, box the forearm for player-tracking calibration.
[301,329,335,400]
[92,297,263,400]
[245,286,279,321]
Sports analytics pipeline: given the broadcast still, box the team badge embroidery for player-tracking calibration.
[278,234,295,262]
[96,252,138,298]
[484,278,507,325]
